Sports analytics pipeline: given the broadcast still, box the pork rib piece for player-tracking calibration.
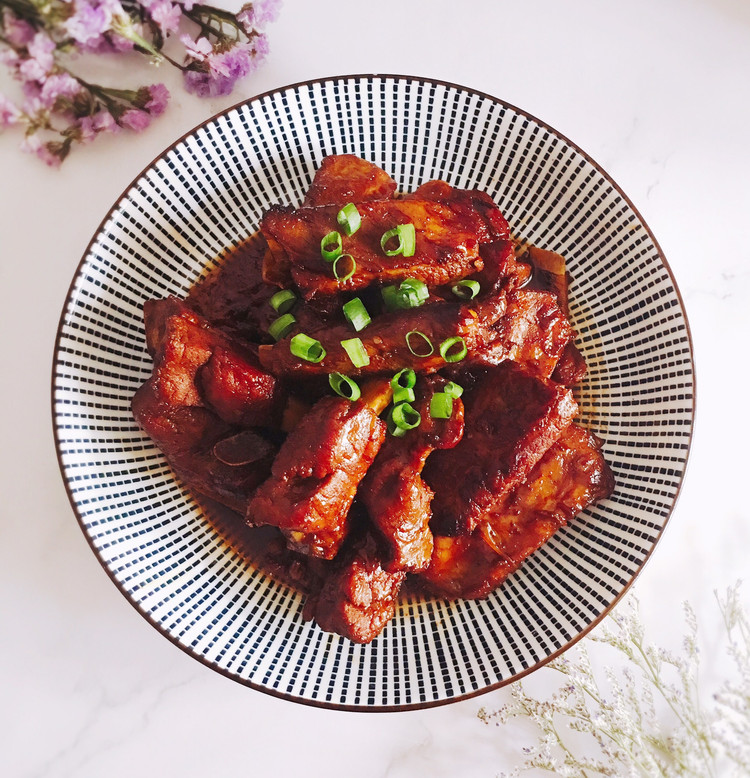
[424,363,578,535]
[258,290,507,380]
[419,424,614,599]
[359,377,464,572]
[307,529,405,644]
[261,197,507,298]
[302,154,398,208]
[246,394,387,559]
[132,298,283,513]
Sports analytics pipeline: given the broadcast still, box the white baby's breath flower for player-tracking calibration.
[481,581,750,777]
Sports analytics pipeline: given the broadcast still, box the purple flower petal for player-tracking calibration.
[120,109,152,131]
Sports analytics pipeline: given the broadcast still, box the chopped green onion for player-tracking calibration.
[333,253,356,282]
[392,385,415,404]
[268,313,296,341]
[381,284,401,311]
[391,401,422,431]
[451,279,481,300]
[269,289,297,314]
[328,372,361,401]
[290,333,326,363]
[429,392,454,419]
[391,368,416,401]
[380,223,416,257]
[342,297,371,331]
[320,231,342,261]
[382,279,429,311]
[337,203,361,236]
[391,368,417,390]
[405,330,434,358]
[443,381,464,398]
[400,278,429,302]
[439,336,467,363]
[341,337,370,368]
[386,414,407,437]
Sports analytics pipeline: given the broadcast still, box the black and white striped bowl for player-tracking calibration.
[53,75,694,710]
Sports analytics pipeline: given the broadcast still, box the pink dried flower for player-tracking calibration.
[0,94,22,129]
[145,82,170,116]
[181,34,213,60]
[183,43,255,97]
[2,10,35,47]
[237,0,281,31]
[148,0,182,35]
[40,73,82,109]
[18,33,56,83]
[65,0,112,47]
[120,108,151,131]
[20,132,64,167]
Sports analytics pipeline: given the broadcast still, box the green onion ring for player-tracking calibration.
[342,297,371,331]
[268,313,296,341]
[336,203,361,236]
[269,289,297,314]
[290,333,326,363]
[429,392,454,419]
[391,401,422,431]
[333,253,356,282]
[439,336,467,363]
[328,372,361,401]
[320,231,343,262]
[451,279,481,300]
[341,337,370,368]
[405,330,434,358]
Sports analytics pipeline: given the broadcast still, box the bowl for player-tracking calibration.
[52,74,695,710]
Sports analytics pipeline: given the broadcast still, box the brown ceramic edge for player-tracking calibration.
[50,72,697,714]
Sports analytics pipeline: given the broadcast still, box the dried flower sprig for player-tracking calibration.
[479,582,750,777]
[0,0,281,165]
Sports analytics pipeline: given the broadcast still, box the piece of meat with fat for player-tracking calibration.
[359,377,464,572]
[424,362,578,535]
[258,293,507,380]
[306,529,406,644]
[132,299,282,513]
[246,393,387,560]
[465,289,576,380]
[261,197,506,297]
[302,154,398,207]
[418,424,615,599]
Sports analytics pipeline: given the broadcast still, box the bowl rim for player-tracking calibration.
[51,73,697,712]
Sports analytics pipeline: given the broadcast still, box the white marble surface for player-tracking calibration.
[1,0,749,775]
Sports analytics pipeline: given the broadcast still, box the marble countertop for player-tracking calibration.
[2,0,749,775]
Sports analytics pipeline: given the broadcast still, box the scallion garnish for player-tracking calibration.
[400,277,429,302]
[337,203,361,236]
[391,367,417,390]
[439,336,467,363]
[429,392,454,419]
[382,279,429,311]
[268,313,296,341]
[328,372,361,401]
[269,289,297,314]
[451,279,481,300]
[391,401,422,431]
[391,368,416,402]
[290,333,326,363]
[342,297,371,331]
[341,337,370,368]
[405,330,434,357]
[333,253,356,282]
[393,385,415,404]
[443,381,464,398]
[320,230,343,262]
[380,223,416,257]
